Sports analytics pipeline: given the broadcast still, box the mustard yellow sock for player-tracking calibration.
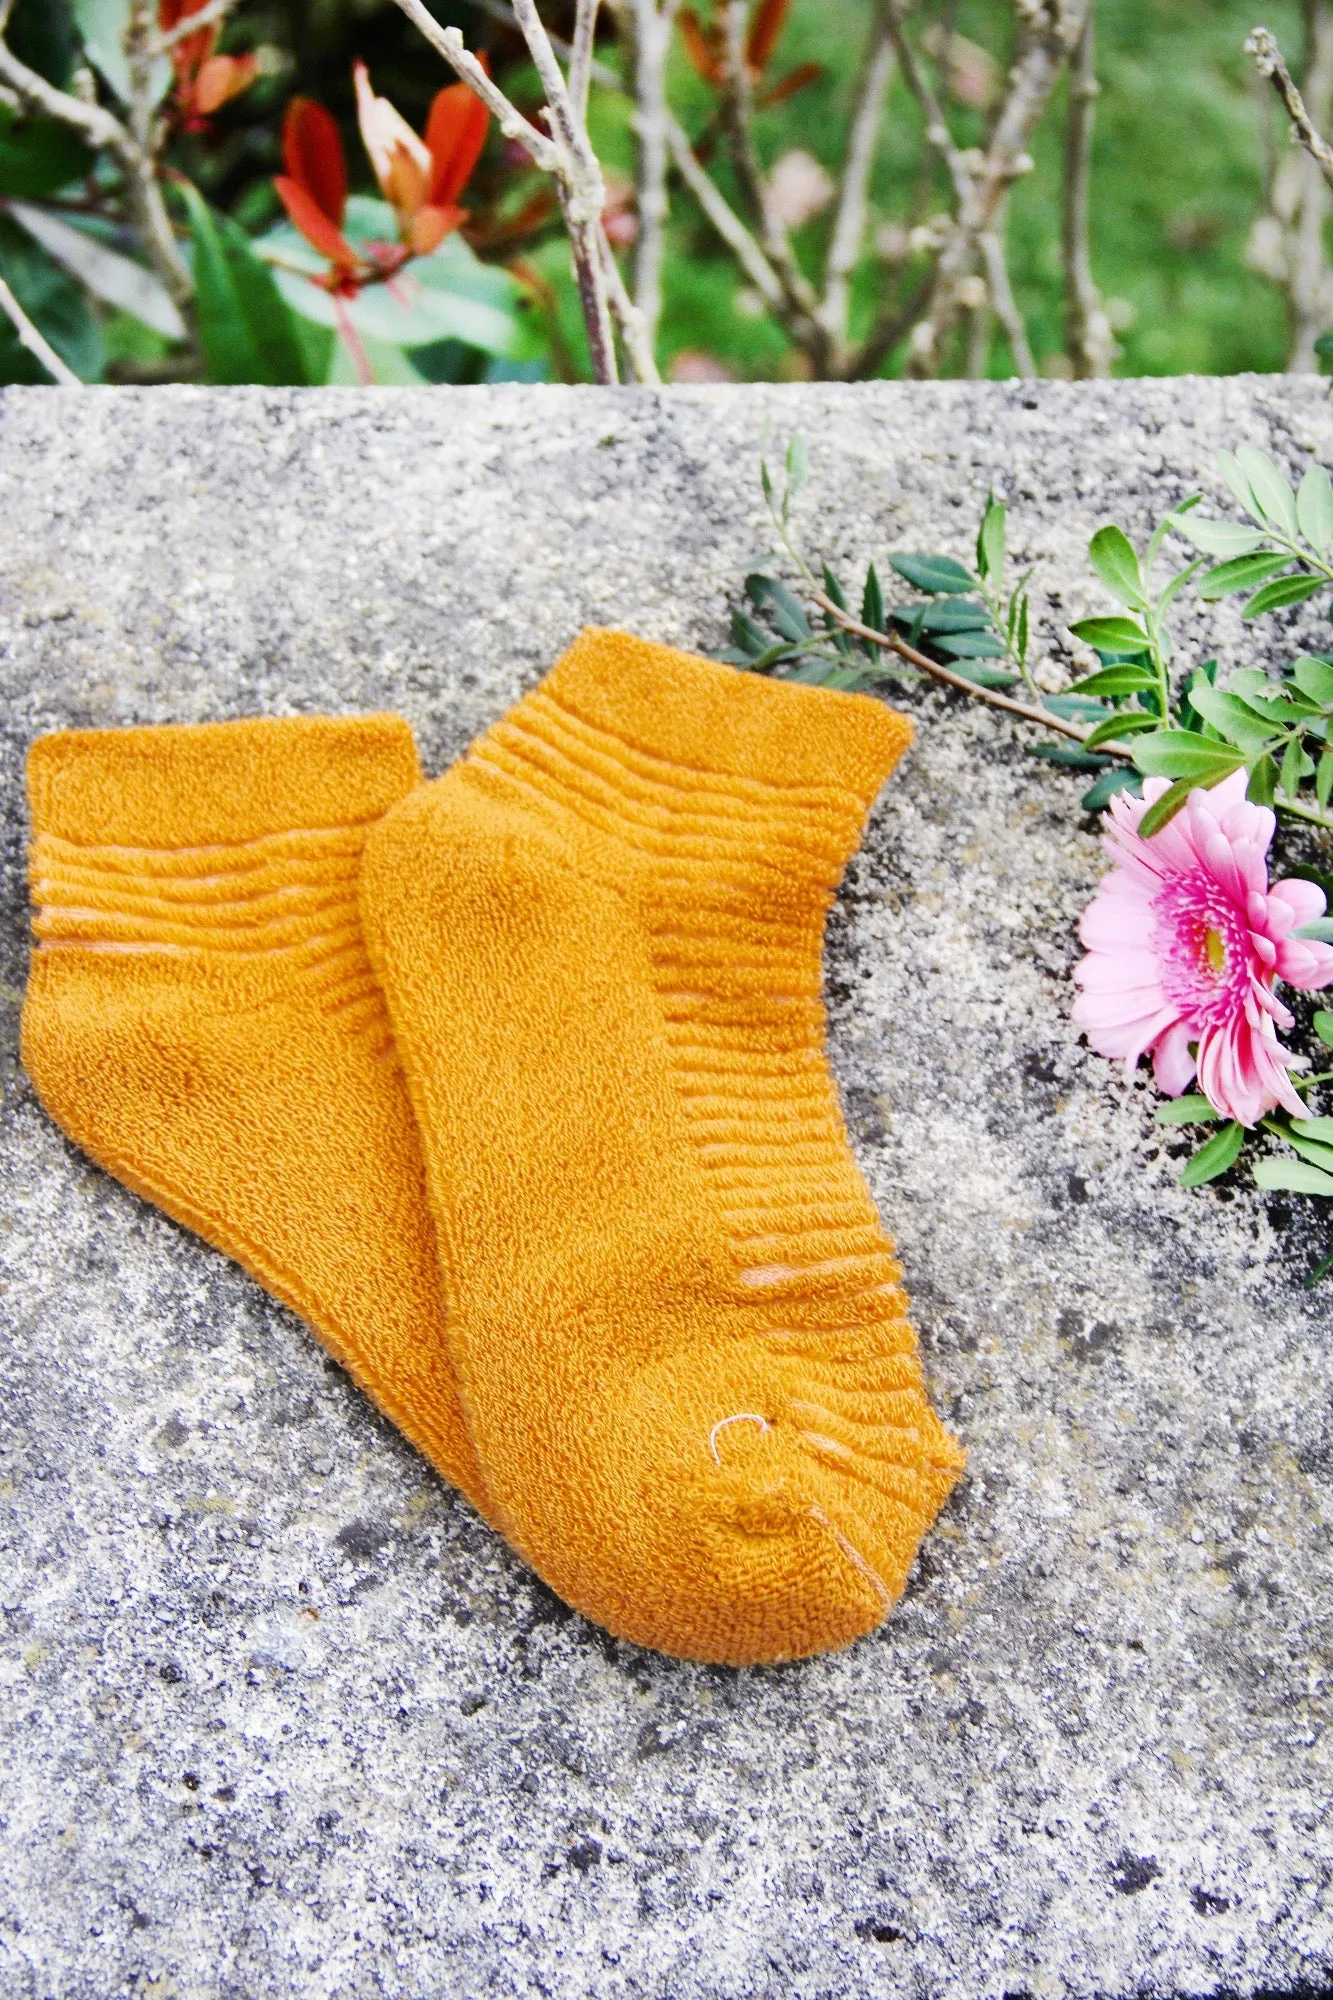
[360,630,963,1664]
[22,715,488,1517]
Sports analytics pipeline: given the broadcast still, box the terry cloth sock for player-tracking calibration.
[360,630,964,1665]
[22,715,488,1518]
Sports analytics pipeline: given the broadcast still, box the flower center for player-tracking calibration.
[1152,879,1251,1031]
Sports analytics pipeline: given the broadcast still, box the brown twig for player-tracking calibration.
[810,588,1132,752]
[818,11,897,371]
[1063,5,1114,377]
[1247,10,1333,371]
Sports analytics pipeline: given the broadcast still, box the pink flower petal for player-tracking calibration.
[1151,1020,1197,1095]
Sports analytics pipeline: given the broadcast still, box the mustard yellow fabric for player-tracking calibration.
[361,630,963,1665]
[22,714,488,1517]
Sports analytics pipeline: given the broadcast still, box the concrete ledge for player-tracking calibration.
[0,381,1330,1999]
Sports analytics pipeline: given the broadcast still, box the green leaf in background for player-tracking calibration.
[1080,768,1142,812]
[1218,449,1265,526]
[1068,614,1150,650]
[1234,445,1299,537]
[1029,744,1112,771]
[0,213,102,383]
[1180,1121,1244,1187]
[1088,524,1145,608]
[943,659,1017,690]
[1156,1095,1220,1126]
[71,0,170,105]
[1315,1010,1333,1047]
[1292,1116,1333,1142]
[1283,1125,1333,1172]
[1254,1157,1333,1197]
[977,493,1006,583]
[890,599,990,635]
[1242,573,1326,619]
[1297,463,1333,555]
[785,434,809,494]
[1195,552,1294,601]
[1185,682,1279,757]
[1131,731,1245,782]
[1294,917,1333,942]
[1170,515,1265,559]
[1293,655,1333,704]
[888,553,975,595]
[932,630,1007,660]
[1068,663,1157,696]
[1248,753,1279,807]
[0,105,91,198]
[178,180,311,387]
[1137,775,1197,836]
[747,572,812,644]
[1081,709,1161,751]
[9,202,185,341]
[861,562,885,635]
[1320,750,1333,810]
[1280,735,1312,797]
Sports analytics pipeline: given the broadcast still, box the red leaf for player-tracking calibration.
[282,98,347,227]
[757,60,822,107]
[273,175,360,273]
[193,52,258,116]
[746,0,792,75]
[426,79,490,207]
[676,9,721,86]
[409,203,466,256]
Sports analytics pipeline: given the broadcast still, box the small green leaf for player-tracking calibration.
[890,600,990,635]
[861,561,885,635]
[1218,450,1265,525]
[1243,573,1326,619]
[1248,754,1279,807]
[1029,744,1111,770]
[1284,1127,1333,1172]
[1298,463,1333,555]
[1081,769,1142,812]
[943,659,1018,690]
[1253,1157,1333,1197]
[1181,1122,1245,1187]
[889,553,976,595]
[1318,749,1333,809]
[1081,710,1161,751]
[1293,655,1333,705]
[822,564,848,611]
[1315,1010,1333,1046]
[1186,683,1280,757]
[1088,524,1146,608]
[1305,1245,1333,1287]
[1236,444,1299,535]
[1131,731,1246,782]
[1043,694,1109,720]
[932,630,1008,660]
[0,106,92,199]
[1280,734,1308,798]
[1195,552,1295,601]
[1068,615,1151,651]
[1068,664,1158,698]
[1014,592,1029,666]
[1292,1116,1333,1141]
[1137,775,1196,837]
[977,493,1006,582]
[1294,917,1333,942]
[1156,1095,1220,1126]
[785,434,808,493]
[732,606,777,657]
[1169,515,1265,558]
[747,573,813,644]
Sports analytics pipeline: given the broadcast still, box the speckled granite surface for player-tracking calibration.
[0,380,1330,2000]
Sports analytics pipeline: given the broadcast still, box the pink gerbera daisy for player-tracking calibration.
[1073,770,1333,1127]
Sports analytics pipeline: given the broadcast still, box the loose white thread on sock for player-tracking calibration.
[808,1503,892,1612]
[708,1412,772,1465]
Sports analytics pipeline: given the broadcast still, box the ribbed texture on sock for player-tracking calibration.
[465,630,911,1300]
[24,714,488,1518]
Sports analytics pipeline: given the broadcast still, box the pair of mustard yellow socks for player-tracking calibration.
[22,629,962,1666]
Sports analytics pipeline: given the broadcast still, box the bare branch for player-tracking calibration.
[569,0,601,126]
[1248,9,1333,368]
[152,0,239,56]
[1248,23,1333,188]
[665,112,788,313]
[812,588,1130,750]
[387,2,560,168]
[0,22,193,306]
[718,0,821,338]
[819,12,897,367]
[610,0,678,359]
[980,215,1036,377]
[1062,5,1114,377]
[896,0,1090,377]
[0,272,80,384]
[598,222,661,381]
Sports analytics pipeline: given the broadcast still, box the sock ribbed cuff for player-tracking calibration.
[28,714,421,849]
[541,628,912,809]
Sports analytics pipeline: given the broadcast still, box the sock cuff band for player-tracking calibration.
[28,714,421,849]
[543,629,913,809]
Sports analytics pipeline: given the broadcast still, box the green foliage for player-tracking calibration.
[0,213,102,384]
[0,105,91,200]
[179,181,312,388]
